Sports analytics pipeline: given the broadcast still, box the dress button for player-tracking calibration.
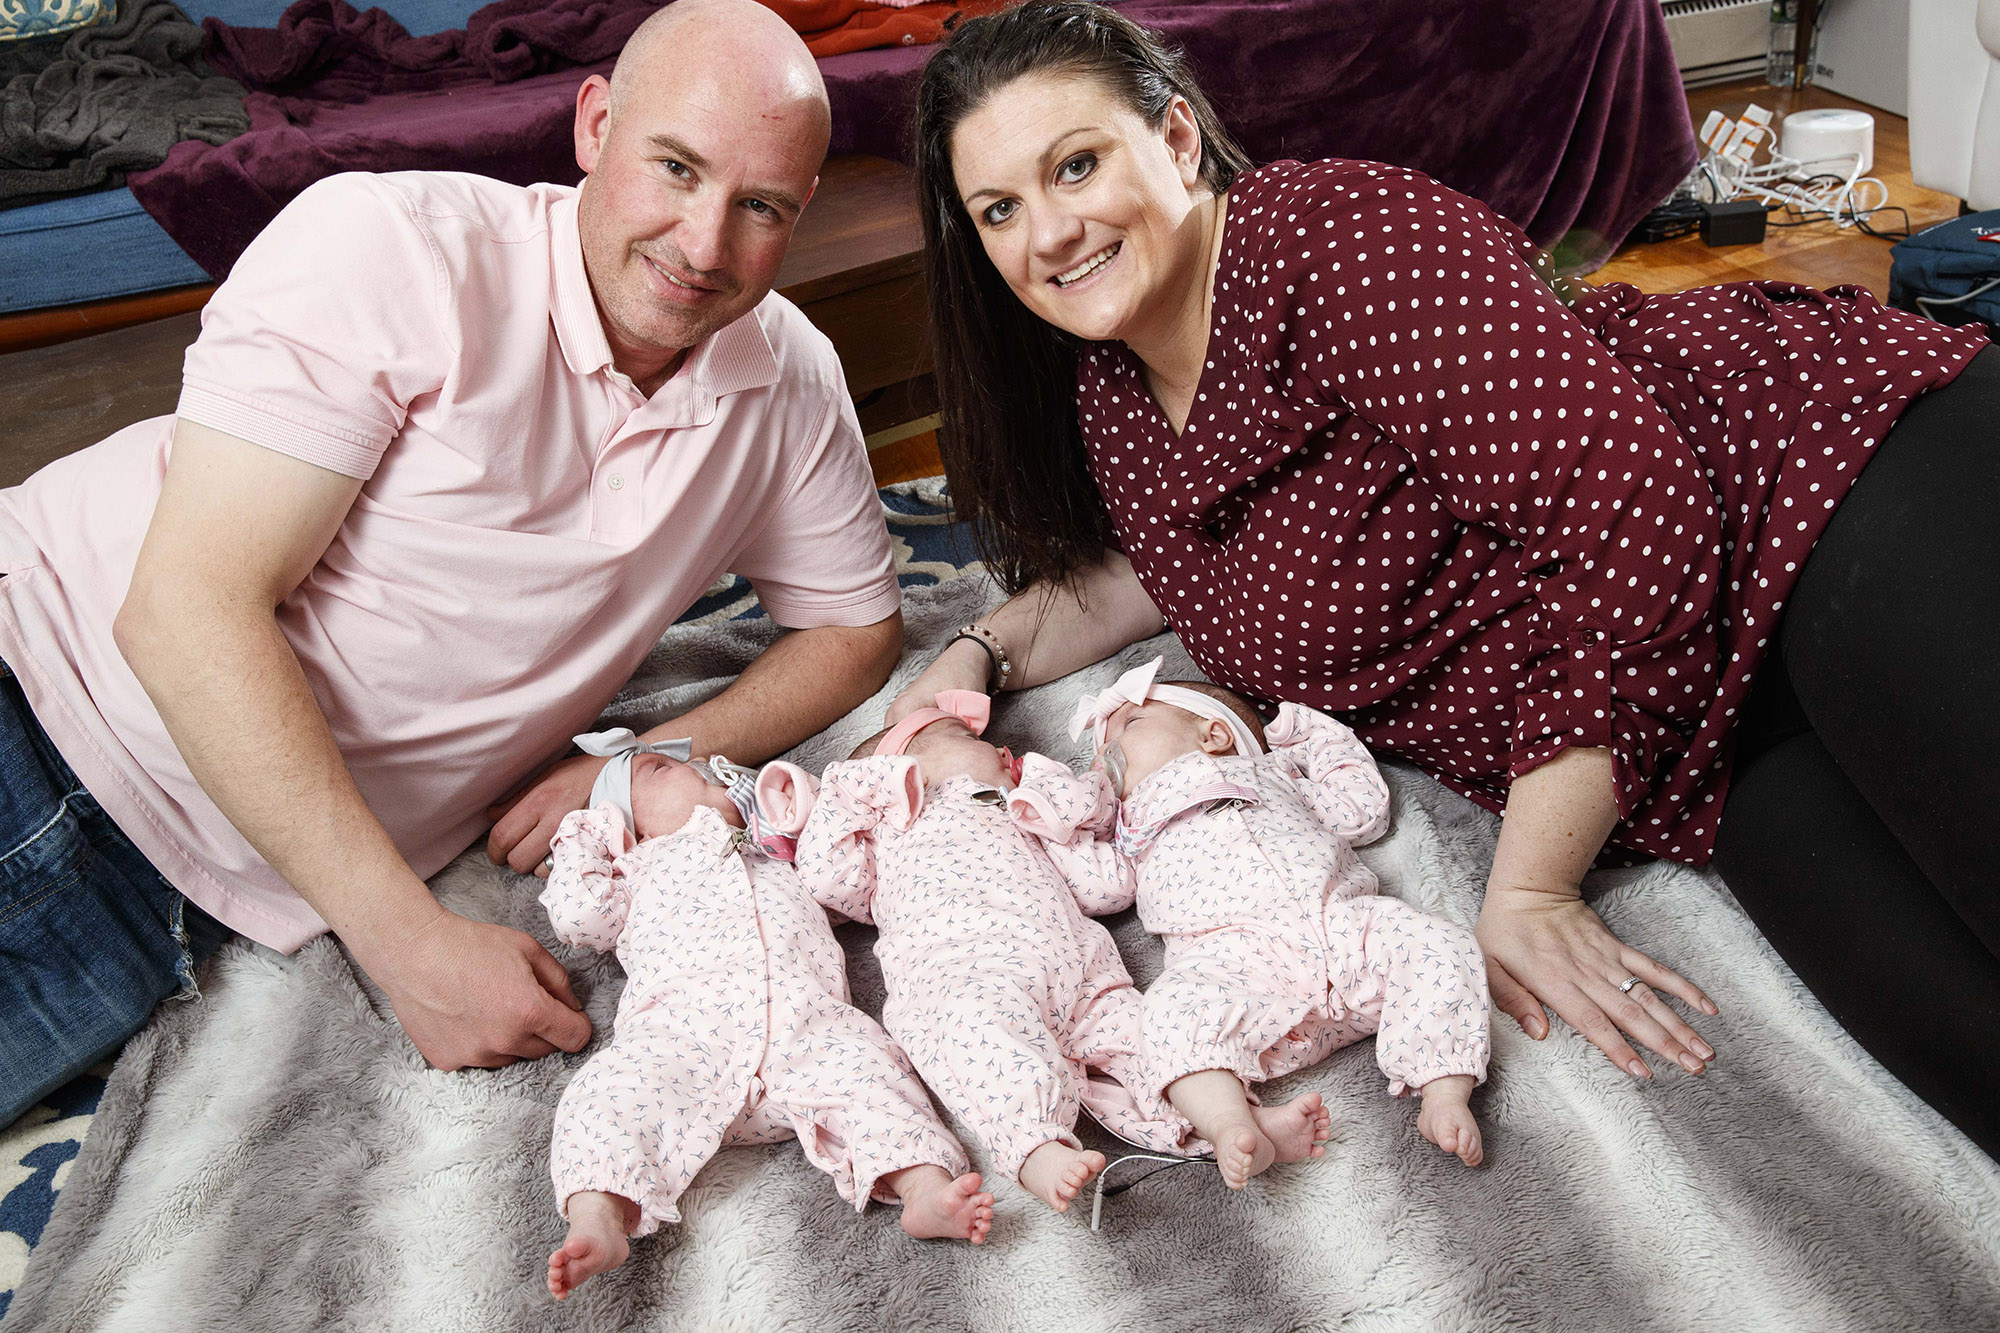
[608,474,625,491]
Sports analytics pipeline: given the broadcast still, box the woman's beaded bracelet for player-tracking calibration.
[947,623,1013,696]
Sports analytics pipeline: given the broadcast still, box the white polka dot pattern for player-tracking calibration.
[1076,159,1991,864]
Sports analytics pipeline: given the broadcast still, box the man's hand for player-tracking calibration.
[353,907,592,1068]
[487,753,608,877]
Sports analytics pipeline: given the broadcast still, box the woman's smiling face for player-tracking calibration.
[950,72,1208,345]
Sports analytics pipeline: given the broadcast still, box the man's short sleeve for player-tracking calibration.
[730,390,901,630]
[176,173,452,480]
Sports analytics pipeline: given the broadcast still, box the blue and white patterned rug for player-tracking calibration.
[0,479,974,1320]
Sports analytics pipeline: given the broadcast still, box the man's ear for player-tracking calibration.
[1197,717,1236,756]
[574,75,612,176]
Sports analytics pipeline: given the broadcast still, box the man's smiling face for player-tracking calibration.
[571,1,828,388]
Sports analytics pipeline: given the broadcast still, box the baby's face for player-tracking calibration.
[627,753,743,841]
[1099,699,1229,796]
[905,719,1012,789]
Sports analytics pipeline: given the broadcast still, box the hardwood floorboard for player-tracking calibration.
[1593,78,1958,298]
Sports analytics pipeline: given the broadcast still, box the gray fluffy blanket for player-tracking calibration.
[0,0,246,209]
[9,572,2000,1332]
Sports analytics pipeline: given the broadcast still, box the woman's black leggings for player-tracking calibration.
[1714,344,2000,1160]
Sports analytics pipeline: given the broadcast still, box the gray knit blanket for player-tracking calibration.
[9,572,2000,1332]
[0,0,246,208]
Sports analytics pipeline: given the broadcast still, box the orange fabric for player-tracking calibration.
[753,0,1012,57]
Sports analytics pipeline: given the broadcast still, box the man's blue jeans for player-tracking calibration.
[0,667,230,1128]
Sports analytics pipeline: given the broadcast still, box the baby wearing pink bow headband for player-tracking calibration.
[789,689,1212,1214]
[867,689,1020,781]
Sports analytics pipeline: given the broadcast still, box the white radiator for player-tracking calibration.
[1662,0,1772,87]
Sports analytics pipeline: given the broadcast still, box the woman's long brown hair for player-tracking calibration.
[913,1,1252,594]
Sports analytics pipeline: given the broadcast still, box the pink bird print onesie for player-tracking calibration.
[1025,687,1491,1111]
[792,700,1201,1198]
[542,800,971,1237]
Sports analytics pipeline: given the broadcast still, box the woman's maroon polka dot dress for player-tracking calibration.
[1077,159,1989,864]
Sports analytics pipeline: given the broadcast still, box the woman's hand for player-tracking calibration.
[886,636,992,724]
[888,554,1167,725]
[1476,883,1720,1078]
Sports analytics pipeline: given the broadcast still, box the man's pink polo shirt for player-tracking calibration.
[0,171,900,952]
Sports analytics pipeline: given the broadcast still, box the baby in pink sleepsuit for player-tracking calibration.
[792,692,1332,1214]
[1019,660,1491,1183]
[542,730,993,1301]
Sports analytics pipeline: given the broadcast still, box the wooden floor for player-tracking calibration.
[1593,78,1956,296]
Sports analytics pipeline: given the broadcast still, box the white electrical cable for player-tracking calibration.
[1695,112,1895,231]
[1916,277,2000,322]
[1088,1153,1215,1231]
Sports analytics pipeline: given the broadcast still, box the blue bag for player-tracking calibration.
[1889,210,2000,333]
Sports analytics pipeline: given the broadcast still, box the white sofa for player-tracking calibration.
[1909,0,2000,209]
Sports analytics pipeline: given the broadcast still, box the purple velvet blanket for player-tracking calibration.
[131,0,1695,280]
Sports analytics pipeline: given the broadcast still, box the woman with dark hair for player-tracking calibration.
[892,0,2000,1155]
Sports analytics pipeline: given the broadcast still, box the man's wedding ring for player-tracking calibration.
[1618,976,1642,993]
[540,856,554,874]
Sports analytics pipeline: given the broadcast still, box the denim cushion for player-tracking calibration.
[0,189,208,312]
[1,0,496,312]
[178,0,491,37]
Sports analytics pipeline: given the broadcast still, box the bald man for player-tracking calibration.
[0,0,904,1122]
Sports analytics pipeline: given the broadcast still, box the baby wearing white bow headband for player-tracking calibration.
[1023,659,1492,1184]
[541,728,993,1299]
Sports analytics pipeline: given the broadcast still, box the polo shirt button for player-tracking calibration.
[901,32,915,43]
[608,475,625,491]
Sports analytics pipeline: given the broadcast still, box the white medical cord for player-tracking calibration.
[1088,1152,1217,1232]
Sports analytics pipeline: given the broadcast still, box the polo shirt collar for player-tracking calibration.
[548,191,781,416]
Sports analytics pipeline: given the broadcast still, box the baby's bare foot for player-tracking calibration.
[892,1166,996,1243]
[1211,1117,1277,1189]
[547,1191,635,1300]
[1250,1091,1332,1165]
[1416,1075,1484,1167]
[1018,1142,1107,1213]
